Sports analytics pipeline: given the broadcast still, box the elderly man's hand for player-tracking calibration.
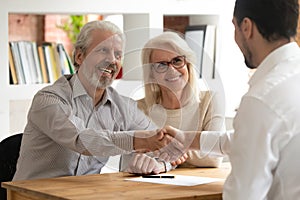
[126,153,165,175]
[133,126,197,162]
[133,129,174,153]
[154,126,197,162]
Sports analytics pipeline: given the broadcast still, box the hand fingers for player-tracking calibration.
[146,158,157,174]
[153,150,160,158]
[158,134,174,147]
[170,161,177,166]
[171,154,188,166]
[128,154,159,174]
[152,161,163,174]
[179,155,187,163]
[178,153,188,164]
[128,154,144,173]
[158,152,170,161]
[163,125,178,137]
[156,130,165,141]
[158,140,186,162]
[141,156,151,174]
[136,154,150,173]
[132,153,139,167]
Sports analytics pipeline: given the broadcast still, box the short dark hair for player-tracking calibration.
[233,0,299,41]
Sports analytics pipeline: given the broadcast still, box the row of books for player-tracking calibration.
[9,41,75,85]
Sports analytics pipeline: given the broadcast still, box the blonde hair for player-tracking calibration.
[141,31,199,110]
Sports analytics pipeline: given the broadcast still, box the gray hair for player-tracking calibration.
[72,20,125,69]
[141,31,199,109]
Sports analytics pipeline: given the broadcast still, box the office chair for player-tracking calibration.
[0,133,23,200]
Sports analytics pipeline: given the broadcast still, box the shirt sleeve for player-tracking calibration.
[180,150,223,168]
[223,96,287,199]
[183,91,226,167]
[29,92,134,157]
[200,130,233,156]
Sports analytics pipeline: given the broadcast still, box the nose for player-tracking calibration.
[105,51,117,63]
[167,63,178,71]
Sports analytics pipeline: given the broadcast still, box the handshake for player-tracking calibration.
[134,125,199,163]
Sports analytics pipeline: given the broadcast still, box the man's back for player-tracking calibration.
[224,42,300,199]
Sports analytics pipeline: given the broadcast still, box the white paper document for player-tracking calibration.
[125,174,224,186]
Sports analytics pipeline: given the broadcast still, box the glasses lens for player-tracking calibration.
[171,56,185,68]
[153,62,168,73]
[152,56,185,73]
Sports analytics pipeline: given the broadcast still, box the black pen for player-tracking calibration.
[142,175,175,178]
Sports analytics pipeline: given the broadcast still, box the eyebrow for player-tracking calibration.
[153,56,182,63]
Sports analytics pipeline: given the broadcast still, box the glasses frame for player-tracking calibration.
[151,55,186,73]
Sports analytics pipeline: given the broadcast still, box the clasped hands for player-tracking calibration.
[134,125,197,163]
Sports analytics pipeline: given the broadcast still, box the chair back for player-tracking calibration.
[0,133,23,200]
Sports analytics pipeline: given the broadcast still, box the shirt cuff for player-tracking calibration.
[164,162,177,172]
[200,131,226,157]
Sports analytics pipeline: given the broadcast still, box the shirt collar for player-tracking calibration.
[70,74,113,106]
[70,74,88,98]
[249,42,300,87]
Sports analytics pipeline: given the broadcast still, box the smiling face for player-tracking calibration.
[76,30,123,89]
[150,49,189,93]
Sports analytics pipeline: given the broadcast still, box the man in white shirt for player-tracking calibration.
[156,0,300,199]
[222,0,300,199]
[223,0,300,200]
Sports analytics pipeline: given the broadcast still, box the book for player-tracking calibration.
[23,41,40,83]
[42,43,55,83]
[49,43,62,80]
[17,41,33,84]
[57,43,75,74]
[56,43,71,75]
[8,45,18,84]
[31,42,43,83]
[37,45,49,83]
[9,42,26,84]
[185,25,216,79]
[42,42,62,82]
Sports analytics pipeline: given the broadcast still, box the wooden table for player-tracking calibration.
[2,163,231,200]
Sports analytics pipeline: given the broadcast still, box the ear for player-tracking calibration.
[74,49,84,66]
[240,17,254,39]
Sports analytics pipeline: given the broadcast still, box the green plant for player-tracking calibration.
[57,15,86,43]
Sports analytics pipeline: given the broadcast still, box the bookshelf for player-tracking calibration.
[0,0,231,140]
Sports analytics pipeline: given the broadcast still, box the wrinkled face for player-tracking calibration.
[150,49,189,93]
[77,30,123,89]
[232,17,255,69]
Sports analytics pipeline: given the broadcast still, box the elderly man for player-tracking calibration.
[13,20,178,180]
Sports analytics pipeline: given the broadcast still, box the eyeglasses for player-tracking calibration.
[152,55,186,73]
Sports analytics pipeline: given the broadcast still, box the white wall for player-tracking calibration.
[188,1,249,117]
[5,0,250,139]
[217,1,250,117]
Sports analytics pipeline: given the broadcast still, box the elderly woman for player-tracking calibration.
[122,31,225,174]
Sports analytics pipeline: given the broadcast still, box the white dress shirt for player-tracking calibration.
[221,42,300,199]
[13,74,156,180]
